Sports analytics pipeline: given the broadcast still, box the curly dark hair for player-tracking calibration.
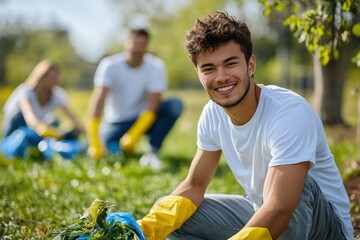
[186,11,253,66]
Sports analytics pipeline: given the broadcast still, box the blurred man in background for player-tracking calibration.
[87,28,183,170]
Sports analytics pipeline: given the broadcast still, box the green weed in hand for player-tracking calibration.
[51,198,140,240]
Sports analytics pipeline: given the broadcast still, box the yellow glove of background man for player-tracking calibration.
[228,227,272,240]
[87,118,104,160]
[120,110,156,153]
[137,195,197,240]
[35,123,62,140]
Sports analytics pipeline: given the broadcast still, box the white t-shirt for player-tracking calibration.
[197,85,353,238]
[3,84,67,126]
[94,52,167,123]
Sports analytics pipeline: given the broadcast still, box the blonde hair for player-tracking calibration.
[25,59,59,89]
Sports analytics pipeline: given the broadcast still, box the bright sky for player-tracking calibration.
[0,0,128,63]
[0,0,264,63]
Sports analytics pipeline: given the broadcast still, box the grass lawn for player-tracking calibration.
[0,88,358,239]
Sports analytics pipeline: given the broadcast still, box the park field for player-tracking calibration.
[0,88,359,238]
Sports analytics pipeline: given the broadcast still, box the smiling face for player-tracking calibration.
[196,41,255,108]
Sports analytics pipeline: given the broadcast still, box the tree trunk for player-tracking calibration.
[0,38,8,85]
[313,46,349,125]
[357,93,360,159]
[0,37,16,86]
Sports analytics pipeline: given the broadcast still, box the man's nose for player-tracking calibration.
[215,67,230,82]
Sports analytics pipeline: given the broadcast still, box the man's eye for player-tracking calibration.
[227,62,237,67]
[202,68,213,73]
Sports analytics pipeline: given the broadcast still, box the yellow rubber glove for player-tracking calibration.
[87,118,104,160]
[35,123,62,140]
[120,110,156,153]
[228,227,272,240]
[137,195,197,240]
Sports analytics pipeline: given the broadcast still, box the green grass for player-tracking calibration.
[0,89,358,239]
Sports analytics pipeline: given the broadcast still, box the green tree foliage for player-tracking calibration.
[259,0,360,125]
[4,29,95,89]
[0,17,28,86]
[259,0,360,66]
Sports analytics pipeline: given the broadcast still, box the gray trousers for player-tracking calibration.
[168,177,346,240]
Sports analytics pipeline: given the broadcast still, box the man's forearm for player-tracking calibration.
[244,204,293,239]
[171,179,206,207]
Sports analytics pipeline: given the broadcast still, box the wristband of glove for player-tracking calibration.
[35,123,62,140]
[137,195,197,240]
[87,118,104,159]
[120,110,156,153]
[228,227,272,240]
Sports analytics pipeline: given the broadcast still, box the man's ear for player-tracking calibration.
[248,55,256,76]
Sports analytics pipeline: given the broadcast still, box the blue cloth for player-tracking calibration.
[77,212,146,240]
[0,126,86,160]
[38,138,87,160]
[0,126,41,158]
[76,234,92,240]
[106,212,146,240]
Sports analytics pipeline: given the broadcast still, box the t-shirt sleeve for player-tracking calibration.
[94,58,113,88]
[3,84,28,114]
[147,59,167,93]
[268,104,318,167]
[197,102,221,151]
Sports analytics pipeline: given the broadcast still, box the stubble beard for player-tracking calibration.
[209,74,251,109]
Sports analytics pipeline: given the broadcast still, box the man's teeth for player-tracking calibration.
[217,85,234,92]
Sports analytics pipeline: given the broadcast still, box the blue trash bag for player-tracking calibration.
[0,126,42,158]
[38,138,88,160]
[77,212,146,240]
